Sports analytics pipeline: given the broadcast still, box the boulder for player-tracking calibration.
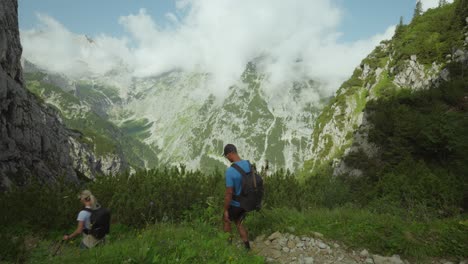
[372,254,404,264]
[278,238,287,246]
[317,242,327,249]
[360,249,369,257]
[263,248,281,259]
[287,240,296,249]
[254,235,265,243]
[268,231,282,241]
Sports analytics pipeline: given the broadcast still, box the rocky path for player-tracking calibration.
[248,231,466,264]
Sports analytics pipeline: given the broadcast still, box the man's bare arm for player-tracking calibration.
[224,187,233,211]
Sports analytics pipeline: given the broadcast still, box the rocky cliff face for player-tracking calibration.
[0,0,124,188]
[306,3,468,176]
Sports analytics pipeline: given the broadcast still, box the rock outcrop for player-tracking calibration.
[0,0,123,188]
[0,0,73,186]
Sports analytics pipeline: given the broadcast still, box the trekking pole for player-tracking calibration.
[51,240,65,257]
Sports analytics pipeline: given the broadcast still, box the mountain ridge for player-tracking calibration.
[22,57,328,171]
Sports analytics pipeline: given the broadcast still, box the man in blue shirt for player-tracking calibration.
[222,144,250,250]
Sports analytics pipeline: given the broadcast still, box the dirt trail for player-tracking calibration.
[248,231,466,264]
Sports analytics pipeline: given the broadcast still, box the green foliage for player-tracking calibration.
[372,70,399,98]
[370,160,463,217]
[340,58,468,218]
[362,45,389,72]
[0,231,27,263]
[309,0,468,222]
[1,167,466,262]
[392,1,464,68]
[0,177,81,232]
[90,168,225,226]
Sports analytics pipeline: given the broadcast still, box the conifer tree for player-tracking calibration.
[438,0,448,7]
[413,0,423,19]
[395,16,405,37]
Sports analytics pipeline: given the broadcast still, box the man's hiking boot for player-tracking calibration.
[244,241,251,250]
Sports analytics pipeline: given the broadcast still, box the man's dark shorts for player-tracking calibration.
[228,205,246,222]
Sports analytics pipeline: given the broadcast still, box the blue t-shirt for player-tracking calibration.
[225,160,250,207]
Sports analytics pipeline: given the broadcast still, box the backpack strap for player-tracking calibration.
[82,208,93,235]
[231,163,247,177]
[231,161,255,199]
[83,208,93,213]
[231,161,251,175]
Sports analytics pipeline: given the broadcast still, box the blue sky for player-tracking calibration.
[19,0,415,43]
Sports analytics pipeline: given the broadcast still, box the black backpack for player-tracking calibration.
[83,207,111,239]
[231,161,264,212]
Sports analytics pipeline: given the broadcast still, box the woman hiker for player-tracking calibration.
[62,190,105,249]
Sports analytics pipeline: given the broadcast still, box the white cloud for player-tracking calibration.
[21,14,132,78]
[419,0,454,11]
[21,0,395,97]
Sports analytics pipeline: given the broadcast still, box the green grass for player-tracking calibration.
[4,207,467,263]
[27,223,263,264]
[371,70,399,98]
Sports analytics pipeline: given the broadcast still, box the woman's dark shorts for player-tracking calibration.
[228,205,246,222]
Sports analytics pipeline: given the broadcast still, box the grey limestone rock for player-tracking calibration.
[0,0,125,188]
[372,254,405,264]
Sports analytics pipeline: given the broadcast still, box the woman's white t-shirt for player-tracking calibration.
[76,207,91,229]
